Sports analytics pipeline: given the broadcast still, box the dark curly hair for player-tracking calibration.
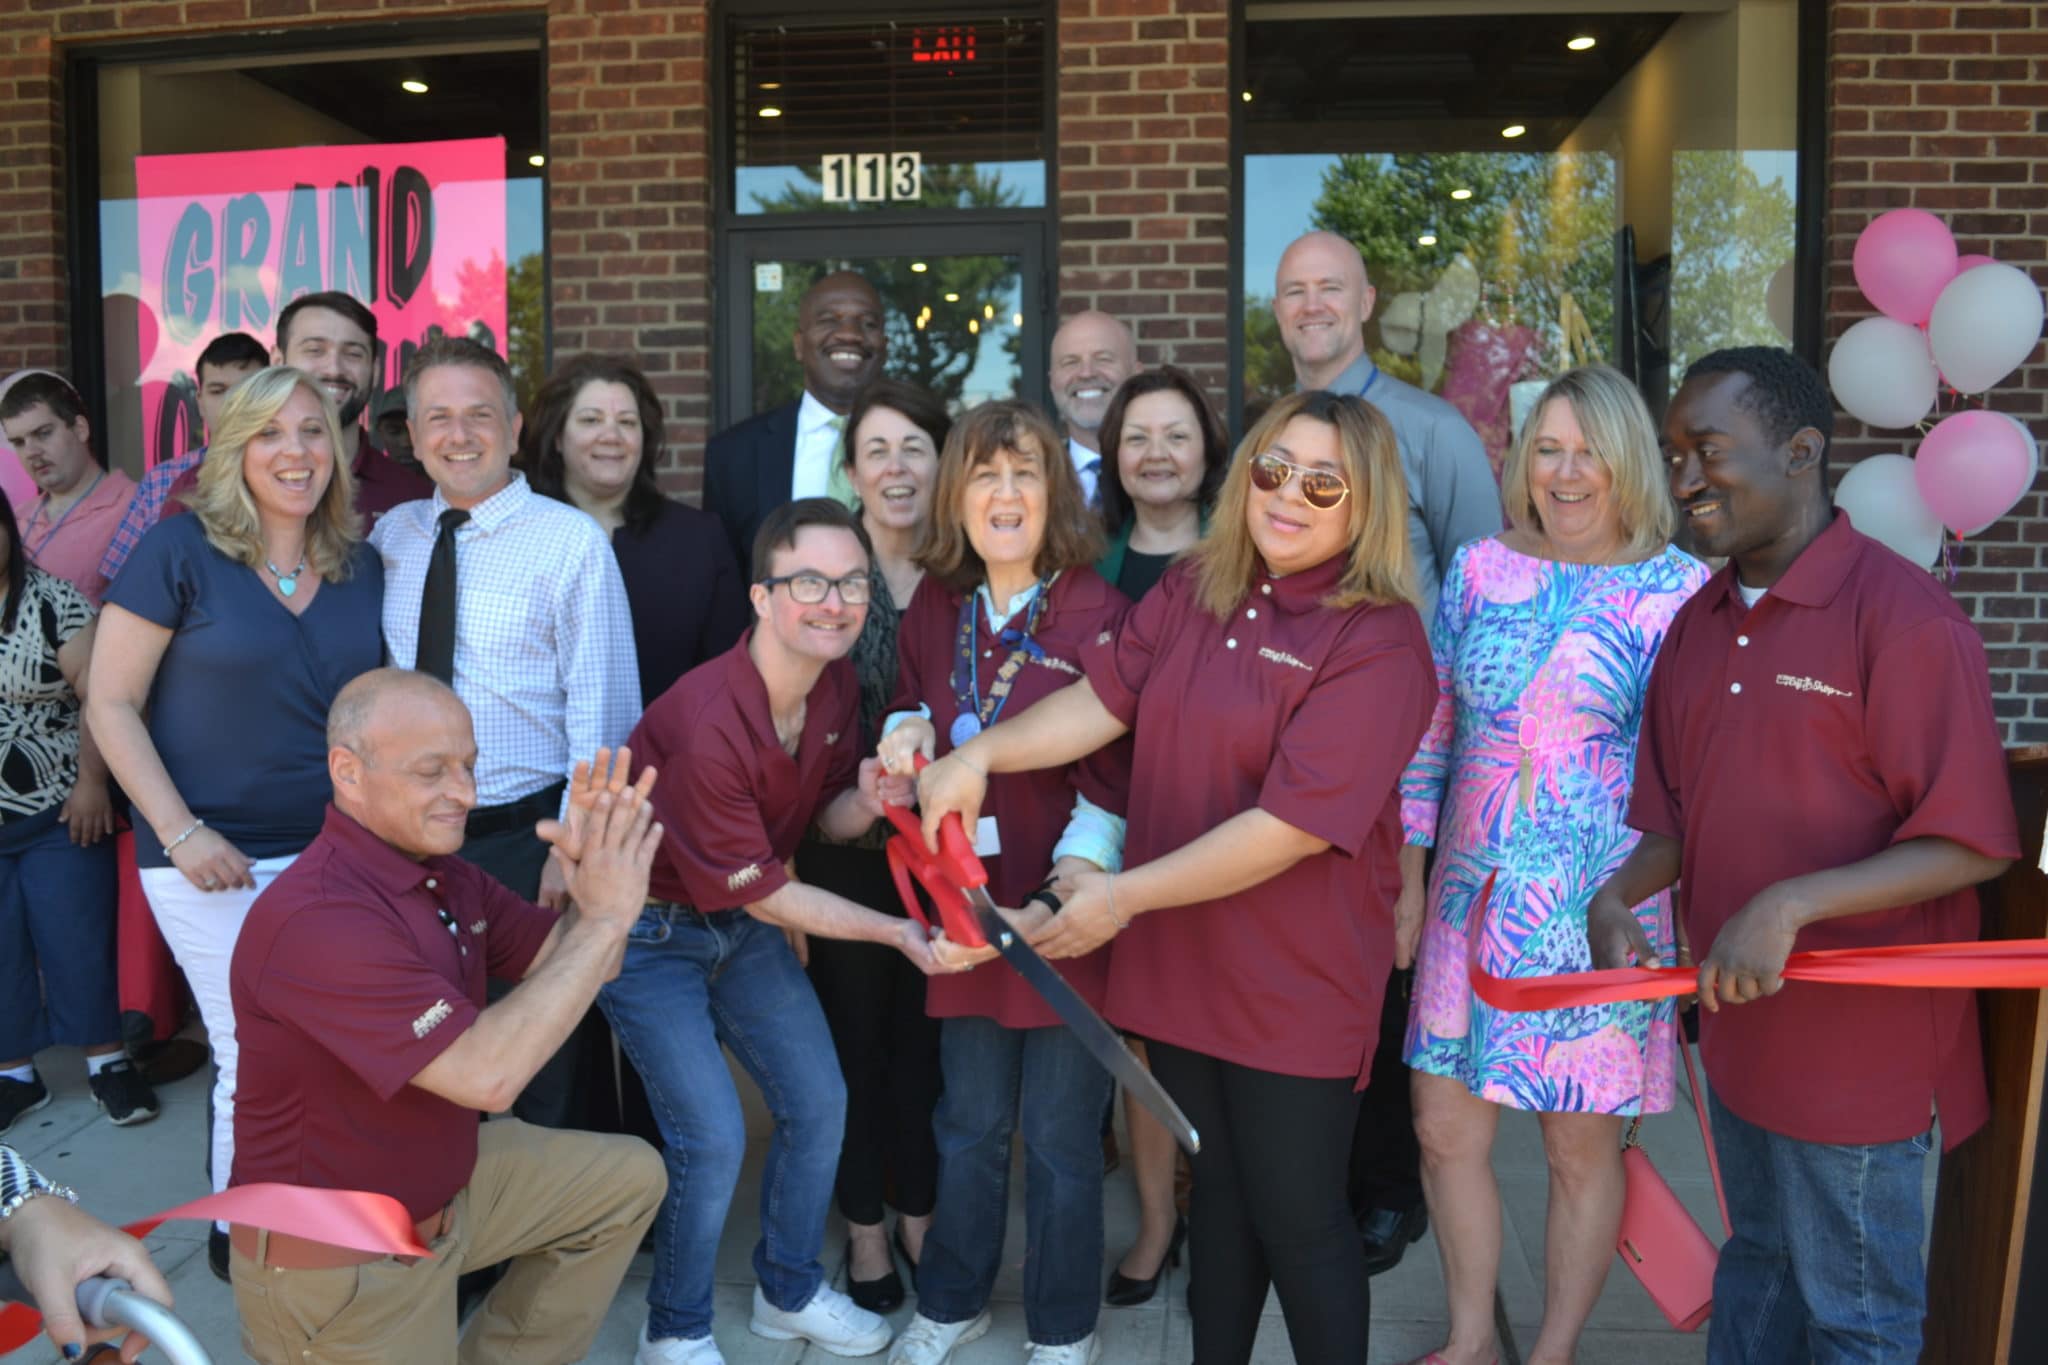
[520,355,668,533]
[1683,346,1834,482]
[1096,366,1230,538]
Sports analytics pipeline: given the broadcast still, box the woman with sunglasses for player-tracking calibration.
[911,389,1434,1364]
[875,400,1130,1365]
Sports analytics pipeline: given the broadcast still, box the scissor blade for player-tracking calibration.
[967,890,1201,1154]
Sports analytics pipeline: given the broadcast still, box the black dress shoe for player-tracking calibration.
[1105,1213,1187,1307]
[208,1225,230,1282]
[1358,1203,1428,1276]
[846,1236,905,1314]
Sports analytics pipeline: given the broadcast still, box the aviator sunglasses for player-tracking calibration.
[1248,451,1351,511]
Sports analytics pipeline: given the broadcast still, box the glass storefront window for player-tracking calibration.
[1241,2,1800,474]
[730,15,1047,216]
[90,40,544,473]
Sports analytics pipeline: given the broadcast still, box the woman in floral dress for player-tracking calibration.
[1397,365,1709,1365]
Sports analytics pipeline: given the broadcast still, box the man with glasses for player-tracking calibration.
[606,497,942,1365]
[1273,229,1500,1279]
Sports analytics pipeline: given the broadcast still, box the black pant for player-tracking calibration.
[1147,1039,1369,1365]
[1348,964,1423,1218]
[796,840,942,1224]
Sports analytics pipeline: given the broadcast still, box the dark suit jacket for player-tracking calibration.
[702,400,800,572]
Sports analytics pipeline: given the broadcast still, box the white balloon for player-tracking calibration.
[1928,262,2046,394]
[1835,453,1945,567]
[1828,317,1938,430]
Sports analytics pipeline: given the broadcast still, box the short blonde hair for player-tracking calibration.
[187,366,361,582]
[1189,390,1416,619]
[1501,365,1674,556]
[915,400,1104,593]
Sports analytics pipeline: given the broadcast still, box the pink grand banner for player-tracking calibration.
[131,136,509,469]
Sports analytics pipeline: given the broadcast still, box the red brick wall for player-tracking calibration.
[1830,1,2048,744]
[0,0,716,488]
[1053,0,1231,394]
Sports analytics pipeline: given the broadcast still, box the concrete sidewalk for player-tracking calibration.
[2,1044,1741,1364]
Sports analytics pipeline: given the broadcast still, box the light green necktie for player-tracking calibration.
[824,414,860,512]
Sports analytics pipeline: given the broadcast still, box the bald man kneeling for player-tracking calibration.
[223,668,669,1365]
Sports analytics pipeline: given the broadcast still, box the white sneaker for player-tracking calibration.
[750,1282,893,1356]
[635,1322,725,1364]
[884,1309,993,1364]
[1025,1334,1101,1365]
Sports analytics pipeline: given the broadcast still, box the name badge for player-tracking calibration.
[974,816,1002,858]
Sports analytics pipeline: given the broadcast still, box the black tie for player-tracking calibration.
[417,508,469,683]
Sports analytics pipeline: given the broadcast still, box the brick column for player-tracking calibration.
[1054,0,1231,396]
[1829,0,2048,743]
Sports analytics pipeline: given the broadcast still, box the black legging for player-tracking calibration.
[797,840,943,1224]
[1148,1039,1369,1365]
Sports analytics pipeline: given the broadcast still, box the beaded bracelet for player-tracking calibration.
[162,817,205,859]
[0,1144,77,1226]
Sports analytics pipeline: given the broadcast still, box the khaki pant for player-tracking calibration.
[230,1119,665,1364]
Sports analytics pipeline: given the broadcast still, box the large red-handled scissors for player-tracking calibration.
[881,757,1200,1153]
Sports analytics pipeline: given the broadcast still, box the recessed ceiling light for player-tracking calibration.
[759,81,783,90]
[528,154,546,168]
[1567,36,1597,52]
[1417,233,1438,246]
[911,262,928,273]
[401,79,429,95]
[1450,188,1473,200]
[968,318,980,334]
[1241,90,1253,103]
[1013,312,1023,327]
[759,106,783,118]
[944,292,961,302]
[1501,124,1527,139]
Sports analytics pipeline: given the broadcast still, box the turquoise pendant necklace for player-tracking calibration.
[265,557,306,597]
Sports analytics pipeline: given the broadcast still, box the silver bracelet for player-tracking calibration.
[0,1145,77,1225]
[162,818,205,858]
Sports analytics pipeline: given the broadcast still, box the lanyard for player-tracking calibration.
[1357,362,1380,400]
[947,577,1053,748]
[25,470,105,561]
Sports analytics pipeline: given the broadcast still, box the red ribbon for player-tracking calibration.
[0,1184,428,1351]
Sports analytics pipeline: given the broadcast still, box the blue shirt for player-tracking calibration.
[106,514,385,867]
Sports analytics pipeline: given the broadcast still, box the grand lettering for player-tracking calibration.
[158,164,432,344]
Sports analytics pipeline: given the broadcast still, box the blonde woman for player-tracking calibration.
[911,389,1436,1365]
[88,366,384,1273]
[1397,365,1710,1365]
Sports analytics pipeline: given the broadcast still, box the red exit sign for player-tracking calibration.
[909,26,976,65]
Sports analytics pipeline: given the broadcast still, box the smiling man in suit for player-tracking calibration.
[704,271,888,568]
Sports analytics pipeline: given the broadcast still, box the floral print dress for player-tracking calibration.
[1401,537,1709,1115]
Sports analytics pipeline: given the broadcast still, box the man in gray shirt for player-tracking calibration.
[1273,229,1501,1279]
[1274,230,1501,628]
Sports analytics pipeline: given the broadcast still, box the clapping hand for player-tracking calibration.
[537,749,660,931]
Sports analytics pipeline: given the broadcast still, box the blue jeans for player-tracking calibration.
[598,906,847,1341]
[916,1015,1111,1346]
[1706,1093,1933,1364]
[0,807,118,1058]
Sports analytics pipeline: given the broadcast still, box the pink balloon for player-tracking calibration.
[1913,409,2036,535]
[1854,209,1960,325]
[1957,254,1998,273]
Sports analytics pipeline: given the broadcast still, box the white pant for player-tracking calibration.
[140,854,297,1196]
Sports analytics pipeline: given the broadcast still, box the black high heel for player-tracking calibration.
[846,1234,905,1314]
[1103,1213,1186,1307]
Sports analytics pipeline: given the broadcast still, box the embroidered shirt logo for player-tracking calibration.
[411,999,453,1039]
[1775,673,1854,698]
[469,920,487,936]
[1096,630,1113,645]
[1258,647,1314,672]
[825,731,841,746]
[727,864,764,892]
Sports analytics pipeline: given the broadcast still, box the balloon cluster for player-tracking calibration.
[1828,208,2043,568]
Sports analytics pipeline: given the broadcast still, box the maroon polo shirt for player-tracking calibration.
[1630,512,2018,1151]
[633,629,863,909]
[229,805,558,1219]
[164,433,429,526]
[1080,556,1434,1082]
[889,568,1133,1027]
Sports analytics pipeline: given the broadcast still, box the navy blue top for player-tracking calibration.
[106,514,385,868]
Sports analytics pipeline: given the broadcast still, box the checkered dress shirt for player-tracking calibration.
[98,448,203,585]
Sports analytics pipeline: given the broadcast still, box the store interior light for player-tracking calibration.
[1241,90,1253,103]
[1450,187,1473,200]
[911,261,928,273]
[401,79,430,95]
[759,80,783,90]
[944,292,960,302]
[983,303,995,320]
[528,154,546,168]
[1567,36,1597,52]
[969,318,980,334]
[759,106,783,118]
[1417,233,1438,246]
[1013,312,1024,327]
[1501,124,1527,139]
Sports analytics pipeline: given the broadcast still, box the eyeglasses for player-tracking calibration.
[1248,452,1351,510]
[760,572,873,606]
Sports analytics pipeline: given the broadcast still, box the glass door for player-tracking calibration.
[719,222,1047,427]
